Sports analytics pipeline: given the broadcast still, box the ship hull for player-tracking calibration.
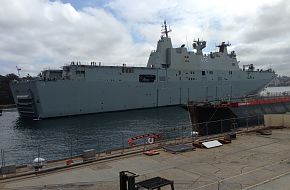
[10,68,273,119]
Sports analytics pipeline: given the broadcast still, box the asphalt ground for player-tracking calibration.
[1,127,290,190]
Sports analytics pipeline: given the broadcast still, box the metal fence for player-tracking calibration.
[0,114,266,169]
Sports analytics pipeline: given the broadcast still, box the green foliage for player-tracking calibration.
[0,74,19,105]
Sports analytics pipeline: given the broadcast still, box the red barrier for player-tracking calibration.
[128,133,160,146]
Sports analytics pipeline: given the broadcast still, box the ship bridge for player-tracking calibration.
[147,21,240,71]
[147,21,173,69]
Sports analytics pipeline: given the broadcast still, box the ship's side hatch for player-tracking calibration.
[16,93,37,118]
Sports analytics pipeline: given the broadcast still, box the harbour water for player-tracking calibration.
[0,106,191,165]
[1,86,290,166]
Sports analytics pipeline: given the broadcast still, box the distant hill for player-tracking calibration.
[268,76,290,87]
[0,74,19,105]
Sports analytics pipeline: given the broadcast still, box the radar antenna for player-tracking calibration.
[192,37,207,55]
[161,20,172,38]
[216,41,231,53]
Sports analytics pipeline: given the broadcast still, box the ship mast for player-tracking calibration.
[161,20,172,37]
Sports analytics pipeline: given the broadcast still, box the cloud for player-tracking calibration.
[227,0,290,74]
[0,0,143,75]
[241,1,290,43]
[0,0,289,76]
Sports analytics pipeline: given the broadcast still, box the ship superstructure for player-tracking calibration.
[10,21,275,119]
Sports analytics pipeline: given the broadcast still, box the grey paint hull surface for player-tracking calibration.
[10,70,273,119]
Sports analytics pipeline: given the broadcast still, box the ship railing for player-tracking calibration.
[42,67,62,71]
[65,61,131,67]
[261,91,290,97]
[188,93,290,106]
[242,93,290,104]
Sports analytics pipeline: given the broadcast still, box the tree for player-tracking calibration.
[0,73,19,105]
[5,73,19,81]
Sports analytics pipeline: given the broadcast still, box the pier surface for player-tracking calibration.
[1,128,290,190]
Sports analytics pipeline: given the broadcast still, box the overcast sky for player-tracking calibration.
[0,0,289,76]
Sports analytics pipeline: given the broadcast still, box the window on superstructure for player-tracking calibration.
[202,71,205,76]
[209,71,213,74]
[125,68,134,73]
[139,75,156,82]
[232,63,235,66]
[162,64,169,68]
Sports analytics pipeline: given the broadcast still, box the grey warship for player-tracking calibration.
[10,21,275,119]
